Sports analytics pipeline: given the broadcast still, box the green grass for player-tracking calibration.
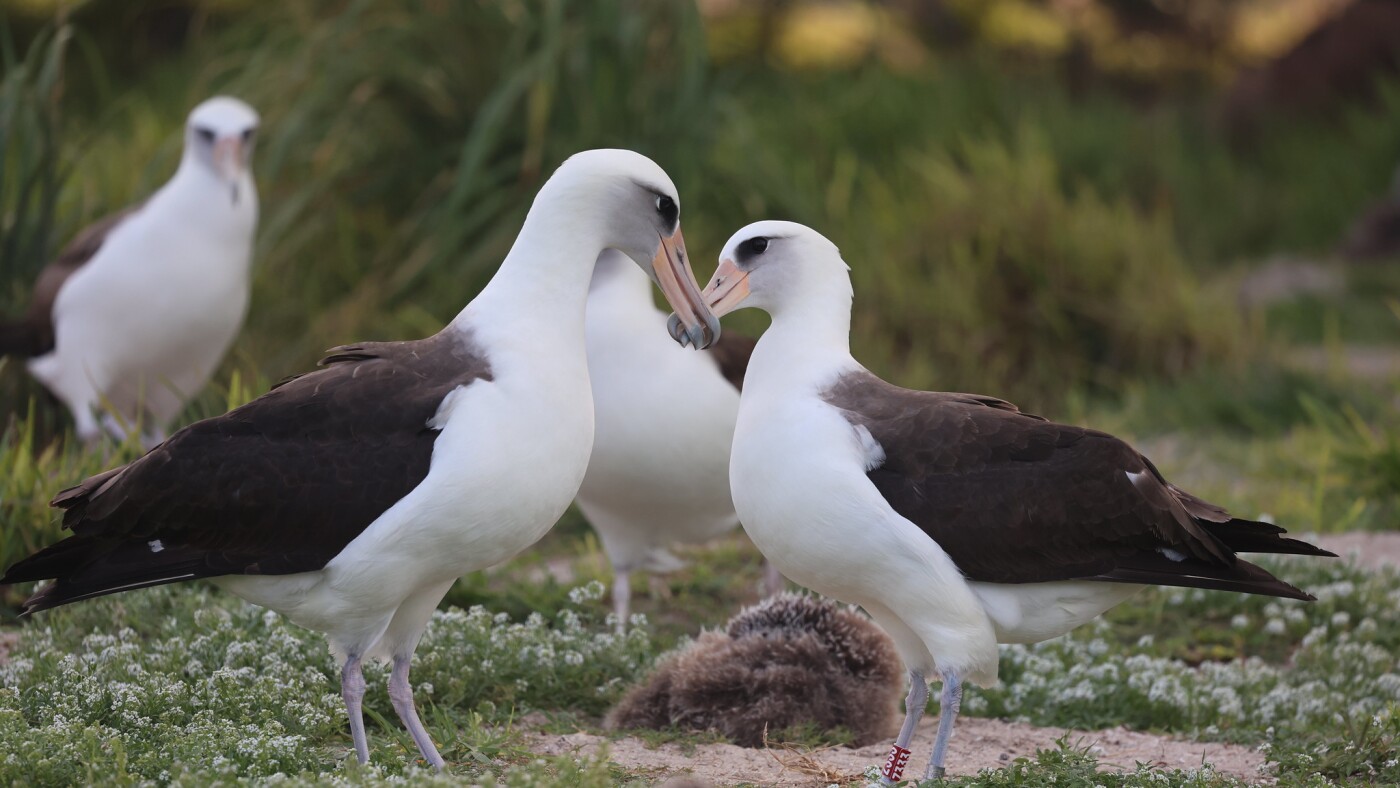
[2,551,1397,784]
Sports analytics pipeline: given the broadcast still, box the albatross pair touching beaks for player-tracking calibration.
[1,149,719,769]
[691,220,1335,784]
[0,97,260,446]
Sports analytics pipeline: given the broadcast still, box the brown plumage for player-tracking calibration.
[703,330,756,391]
[606,593,902,747]
[2,328,491,614]
[824,369,1335,600]
[0,206,142,358]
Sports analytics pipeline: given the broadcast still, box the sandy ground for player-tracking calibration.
[1234,257,1344,309]
[1316,532,1400,571]
[531,534,1400,786]
[527,715,1266,786]
[1288,345,1400,381]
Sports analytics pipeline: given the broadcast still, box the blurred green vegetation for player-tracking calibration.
[0,1,1397,583]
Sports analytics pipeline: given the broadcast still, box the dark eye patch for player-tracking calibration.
[655,194,678,231]
[194,126,216,143]
[736,236,770,264]
[241,128,257,143]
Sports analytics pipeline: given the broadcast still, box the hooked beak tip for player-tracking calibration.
[653,227,720,350]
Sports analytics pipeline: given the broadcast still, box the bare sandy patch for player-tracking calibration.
[1316,531,1400,571]
[527,715,1267,786]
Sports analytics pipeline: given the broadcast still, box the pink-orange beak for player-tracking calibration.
[212,136,246,203]
[652,227,720,349]
[701,257,750,318]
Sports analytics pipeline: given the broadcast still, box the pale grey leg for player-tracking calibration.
[874,671,927,786]
[761,560,784,597]
[923,670,963,781]
[341,654,370,765]
[389,654,445,770]
[613,569,631,634]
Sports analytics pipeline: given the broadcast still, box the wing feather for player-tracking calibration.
[823,370,1332,598]
[3,329,492,613]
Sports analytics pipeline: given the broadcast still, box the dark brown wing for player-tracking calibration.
[703,331,756,391]
[2,329,492,613]
[0,205,144,357]
[824,371,1333,600]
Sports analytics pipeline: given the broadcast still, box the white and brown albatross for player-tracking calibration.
[0,149,719,770]
[685,220,1335,784]
[0,97,260,446]
[580,250,778,628]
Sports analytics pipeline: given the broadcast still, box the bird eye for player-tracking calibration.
[194,126,216,143]
[745,237,769,255]
[654,194,678,227]
[241,128,257,143]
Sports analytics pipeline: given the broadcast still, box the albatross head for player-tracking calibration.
[185,96,259,204]
[548,149,720,349]
[689,220,850,324]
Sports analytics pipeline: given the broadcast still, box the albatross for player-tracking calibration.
[688,220,1335,784]
[1,149,718,770]
[0,96,260,446]
[579,251,775,628]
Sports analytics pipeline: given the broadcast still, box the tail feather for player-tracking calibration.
[1097,554,1317,601]
[2,535,211,616]
[1206,517,1337,558]
[0,320,40,357]
[0,536,100,585]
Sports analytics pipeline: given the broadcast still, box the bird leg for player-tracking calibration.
[923,670,963,781]
[613,569,631,634]
[389,654,446,770]
[875,671,927,786]
[341,654,370,765]
[761,560,785,597]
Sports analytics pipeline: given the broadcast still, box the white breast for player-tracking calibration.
[31,172,257,427]
[730,385,1001,685]
[577,267,740,567]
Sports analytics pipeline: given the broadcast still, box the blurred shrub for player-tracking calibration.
[0,21,81,438]
[0,21,69,311]
[861,133,1243,404]
[200,0,712,374]
[7,0,1398,428]
[705,123,1245,407]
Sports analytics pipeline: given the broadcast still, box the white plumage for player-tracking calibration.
[27,96,259,445]
[577,251,745,625]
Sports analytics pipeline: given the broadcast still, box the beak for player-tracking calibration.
[651,227,720,349]
[701,257,750,318]
[212,136,246,203]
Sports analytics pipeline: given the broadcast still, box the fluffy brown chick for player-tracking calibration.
[606,593,903,747]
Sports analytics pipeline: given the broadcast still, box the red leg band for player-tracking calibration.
[881,743,912,781]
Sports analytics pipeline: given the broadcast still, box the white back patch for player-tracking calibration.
[854,424,885,471]
[427,385,471,430]
[1158,547,1187,562]
[148,539,165,553]
[1125,469,1149,488]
